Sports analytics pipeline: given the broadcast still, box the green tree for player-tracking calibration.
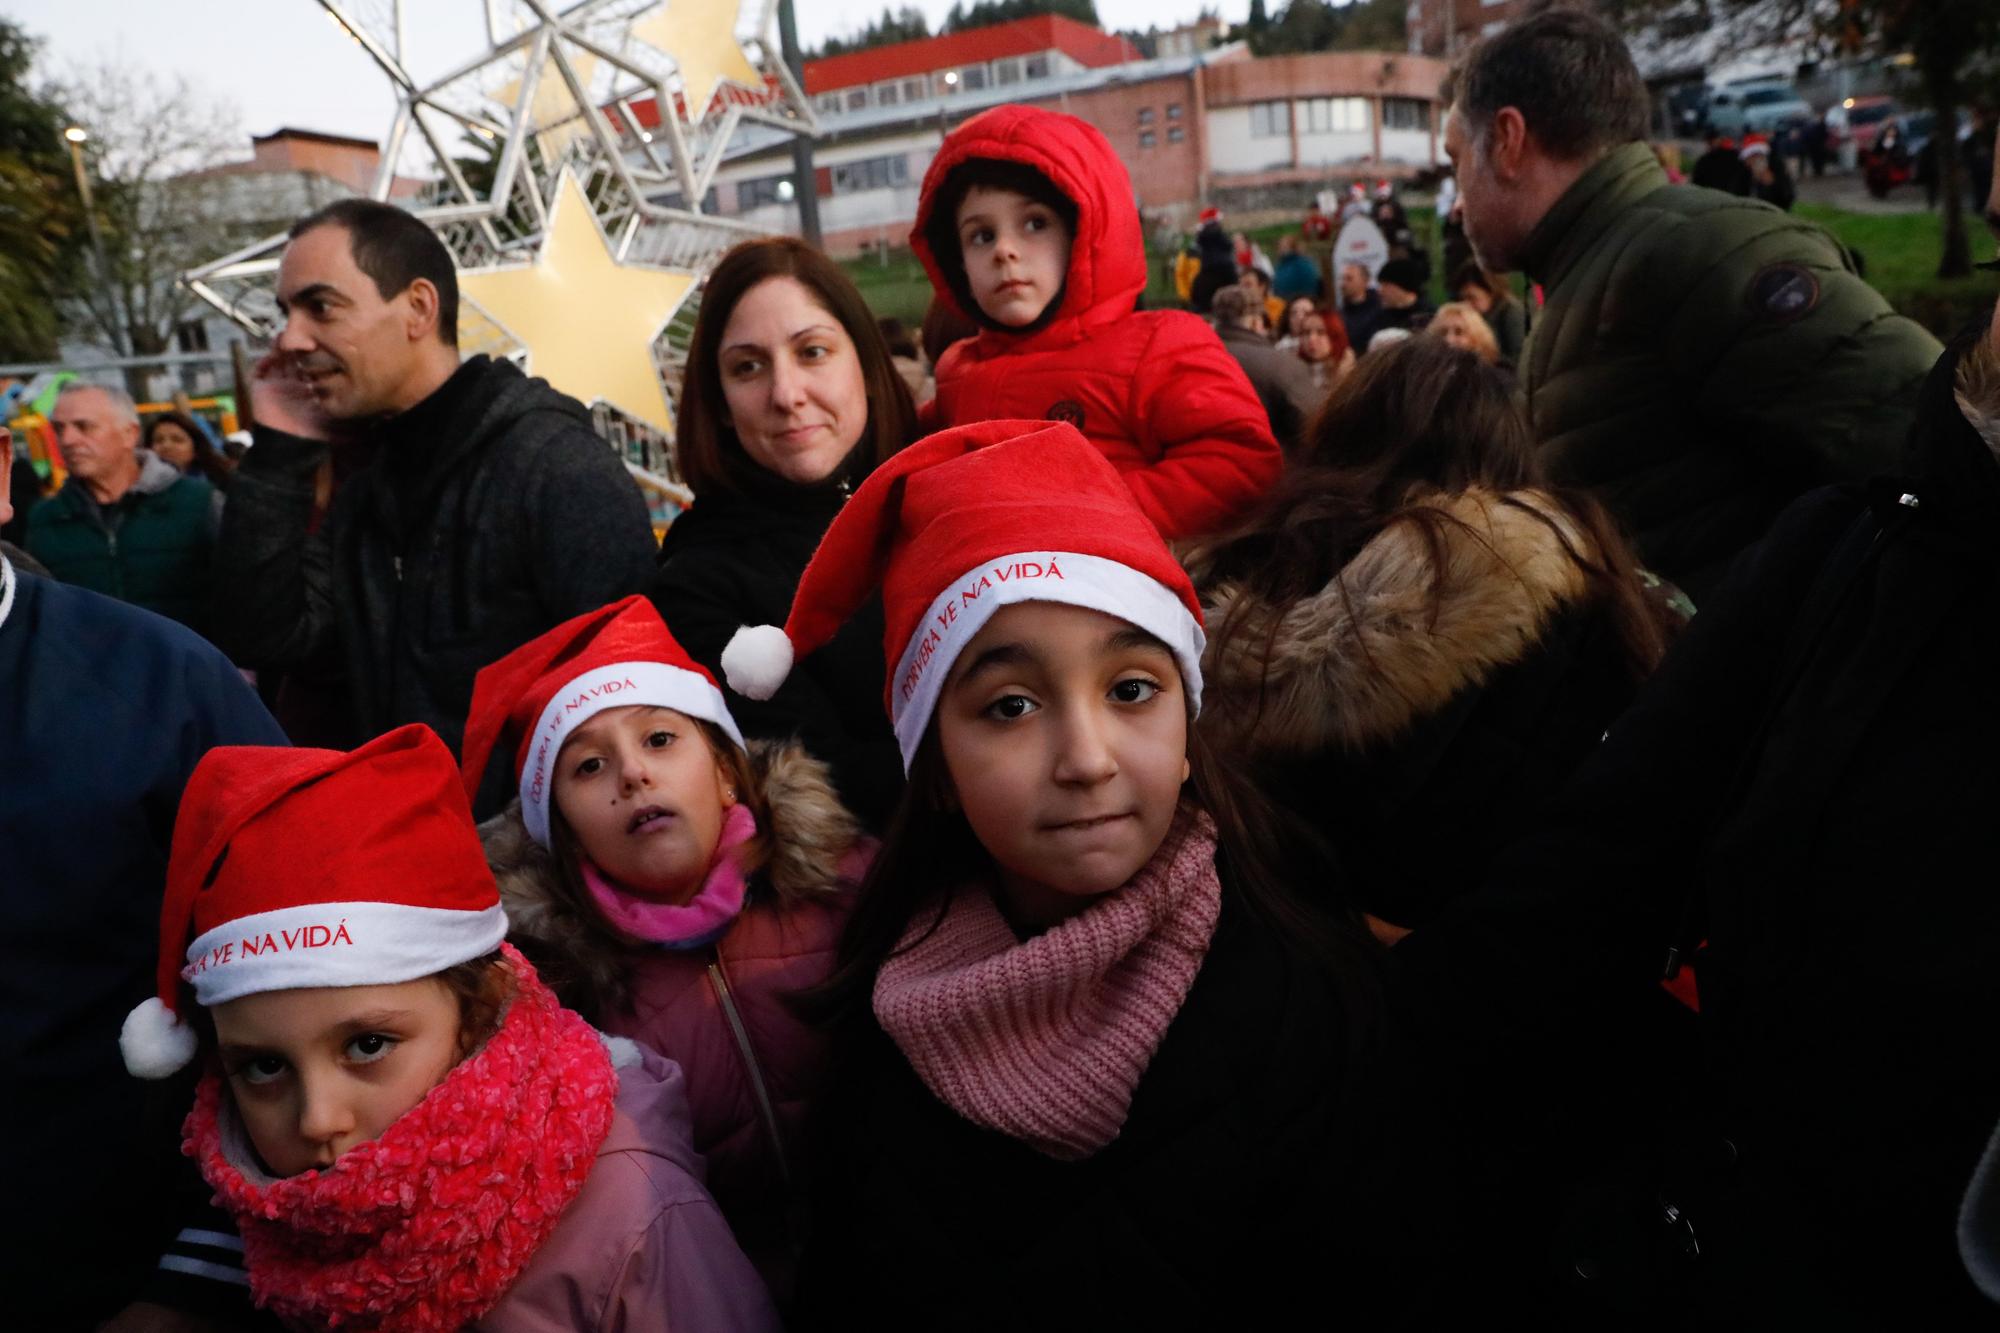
[812,5,932,59]
[0,20,78,362]
[942,0,1101,34]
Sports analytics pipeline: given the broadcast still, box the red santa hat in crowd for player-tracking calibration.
[1739,134,1772,160]
[1198,205,1220,225]
[120,725,508,1079]
[720,420,1206,770]
[458,595,745,850]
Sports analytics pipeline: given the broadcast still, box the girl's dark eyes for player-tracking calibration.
[983,694,1038,721]
[574,755,604,777]
[725,357,764,378]
[645,730,676,748]
[1111,677,1162,704]
[346,1033,395,1064]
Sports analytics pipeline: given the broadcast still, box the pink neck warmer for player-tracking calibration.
[872,805,1222,1161]
[581,802,758,948]
[183,945,617,1333]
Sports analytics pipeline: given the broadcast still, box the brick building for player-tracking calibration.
[671,15,1449,258]
[1404,0,1539,58]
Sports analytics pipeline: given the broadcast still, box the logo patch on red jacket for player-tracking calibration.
[1045,399,1085,429]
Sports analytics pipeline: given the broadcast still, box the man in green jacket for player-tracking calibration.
[26,383,216,631]
[1443,8,1941,599]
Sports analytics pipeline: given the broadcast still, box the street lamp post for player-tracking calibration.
[937,69,959,145]
[776,0,822,249]
[63,125,130,358]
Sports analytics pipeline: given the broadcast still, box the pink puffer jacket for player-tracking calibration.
[484,742,870,1290]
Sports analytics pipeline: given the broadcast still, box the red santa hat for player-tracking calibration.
[120,725,508,1080]
[719,420,1206,770]
[458,595,745,849]
[1739,134,1771,159]
[1198,205,1220,225]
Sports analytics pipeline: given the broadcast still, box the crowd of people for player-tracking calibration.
[7,6,2000,1329]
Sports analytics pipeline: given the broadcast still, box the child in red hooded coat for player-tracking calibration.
[913,104,1283,541]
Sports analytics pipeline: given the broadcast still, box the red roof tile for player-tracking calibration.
[803,15,1138,95]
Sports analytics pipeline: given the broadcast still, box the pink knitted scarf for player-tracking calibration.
[581,802,759,948]
[183,945,618,1333]
[872,805,1222,1161]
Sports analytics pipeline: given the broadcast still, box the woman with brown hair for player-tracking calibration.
[144,410,236,492]
[1184,335,1672,936]
[650,238,918,830]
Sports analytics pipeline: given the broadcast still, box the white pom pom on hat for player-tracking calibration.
[722,624,795,701]
[121,995,199,1080]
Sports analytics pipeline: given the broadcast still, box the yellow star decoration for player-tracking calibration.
[494,48,602,155]
[629,0,762,123]
[457,171,691,436]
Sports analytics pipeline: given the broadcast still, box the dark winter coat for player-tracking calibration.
[211,356,657,809]
[26,449,215,632]
[912,105,1283,541]
[1194,488,1643,931]
[1517,141,1941,599]
[796,883,1430,1331]
[1398,321,2000,1324]
[650,454,903,832]
[0,556,285,1325]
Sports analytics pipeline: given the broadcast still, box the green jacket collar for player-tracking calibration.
[1518,141,1668,289]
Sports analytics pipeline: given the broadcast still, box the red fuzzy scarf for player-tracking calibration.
[183,945,618,1332]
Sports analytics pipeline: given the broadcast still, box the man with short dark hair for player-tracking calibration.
[214,198,658,808]
[1370,257,1436,345]
[26,383,217,631]
[1339,261,1386,354]
[1445,7,1940,597]
[1212,283,1321,453]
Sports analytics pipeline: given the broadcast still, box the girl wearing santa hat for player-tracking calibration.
[458,595,872,1300]
[716,420,1414,1324]
[119,723,777,1333]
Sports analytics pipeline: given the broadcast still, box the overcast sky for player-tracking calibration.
[10,1,1254,146]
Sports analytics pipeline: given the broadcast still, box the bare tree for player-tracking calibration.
[49,60,253,360]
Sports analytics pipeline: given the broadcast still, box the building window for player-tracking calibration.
[1139,129,1157,148]
[1024,53,1050,79]
[878,81,900,107]
[960,64,989,91]
[1300,96,1370,133]
[1138,106,1155,125]
[845,87,868,111]
[738,173,792,209]
[1383,97,1431,131]
[1250,100,1291,139]
[903,76,927,101]
[817,92,843,114]
[830,153,911,194]
[174,319,210,353]
[1168,125,1185,144]
[995,57,1021,86]
[1166,102,1182,120]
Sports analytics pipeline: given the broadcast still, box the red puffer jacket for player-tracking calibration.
[911,104,1282,540]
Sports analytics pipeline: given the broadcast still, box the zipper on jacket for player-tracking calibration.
[393,554,404,582]
[705,953,794,1187]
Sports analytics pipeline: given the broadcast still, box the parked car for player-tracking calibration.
[1707,81,1813,139]
[1827,95,1900,153]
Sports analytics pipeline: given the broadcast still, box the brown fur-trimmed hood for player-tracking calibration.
[1955,330,2000,463]
[1195,488,1594,756]
[481,738,863,1008]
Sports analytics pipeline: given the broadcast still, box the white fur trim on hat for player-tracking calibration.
[517,659,746,848]
[888,550,1205,770]
[121,996,199,1080]
[721,625,794,701]
[181,901,509,1007]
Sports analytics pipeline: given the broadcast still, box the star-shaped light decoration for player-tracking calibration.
[457,170,692,436]
[630,0,762,123]
[493,47,603,156]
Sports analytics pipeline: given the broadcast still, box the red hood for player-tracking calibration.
[910,104,1146,340]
